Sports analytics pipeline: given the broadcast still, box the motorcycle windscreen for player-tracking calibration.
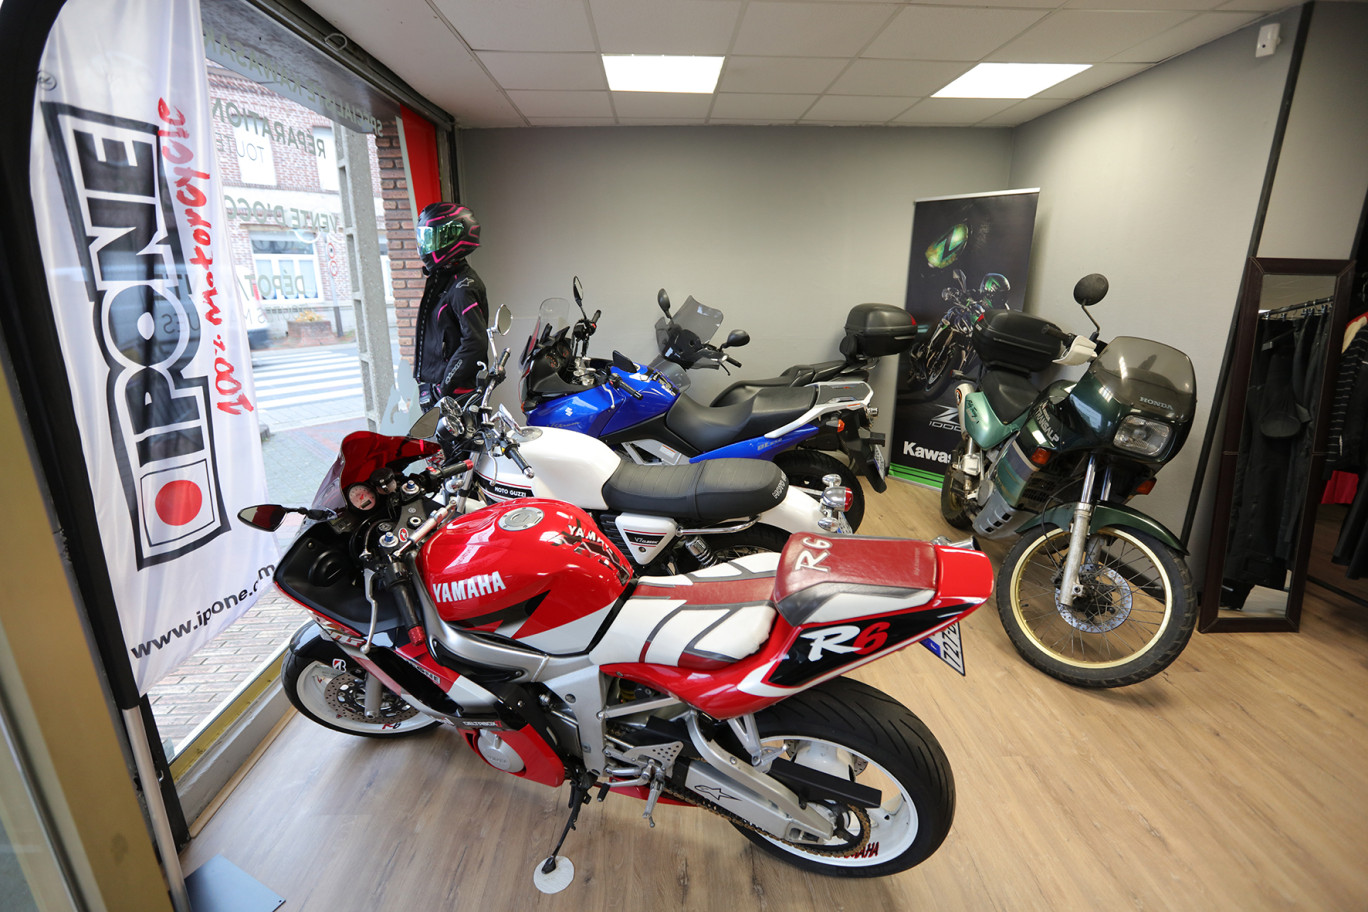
[1084,337,1197,421]
[521,297,573,369]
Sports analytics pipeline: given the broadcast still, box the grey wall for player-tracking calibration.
[1259,1,1368,259]
[458,125,1014,430]
[1008,7,1302,537]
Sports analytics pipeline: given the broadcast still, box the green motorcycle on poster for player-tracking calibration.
[941,274,1199,688]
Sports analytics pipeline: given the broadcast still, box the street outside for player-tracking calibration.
[149,340,407,753]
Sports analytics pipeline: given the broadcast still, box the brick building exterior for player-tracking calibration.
[205,62,423,355]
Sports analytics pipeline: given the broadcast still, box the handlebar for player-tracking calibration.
[608,372,644,400]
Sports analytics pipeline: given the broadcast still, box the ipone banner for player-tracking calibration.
[31,0,277,693]
[890,190,1038,488]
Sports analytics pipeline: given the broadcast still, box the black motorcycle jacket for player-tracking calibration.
[413,259,488,395]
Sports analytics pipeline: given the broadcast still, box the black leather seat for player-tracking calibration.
[981,370,1039,424]
[710,360,852,406]
[601,458,788,522]
[665,387,817,453]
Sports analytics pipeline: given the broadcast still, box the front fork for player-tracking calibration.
[1057,456,1099,609]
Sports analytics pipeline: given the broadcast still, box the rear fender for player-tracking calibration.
[602,538,992,719]
[756,487,826,534]
[1020,503,1186,554]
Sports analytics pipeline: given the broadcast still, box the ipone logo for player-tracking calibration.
[43,103,226,567]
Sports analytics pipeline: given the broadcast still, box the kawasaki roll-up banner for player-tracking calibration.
[31,0,277,693]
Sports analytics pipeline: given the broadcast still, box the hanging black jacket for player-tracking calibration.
[413,260,488,395]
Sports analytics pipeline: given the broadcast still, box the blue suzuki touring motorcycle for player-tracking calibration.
[520,280,916,531]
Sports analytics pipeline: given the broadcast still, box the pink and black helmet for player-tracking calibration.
[416,202,480,270]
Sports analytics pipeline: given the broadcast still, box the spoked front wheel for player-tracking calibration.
[734,677,954,877]
[997,525,1197,688]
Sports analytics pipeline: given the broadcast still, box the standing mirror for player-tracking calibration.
[1201,257,1355,631]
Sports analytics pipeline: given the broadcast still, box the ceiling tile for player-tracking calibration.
[989,10,1197,63]
[526,117,620,126]
[430,0,596,52]
[612,92,715,118]
[864,6,1051,61]
[589,0,743,54]
[892,97,1017,125]
[800,94,914,123]
[732,2,899,57]
[717,56,849,94]
[918,0,1060,7]
[506,90,614,118]
[1064,0,1226,8]
[828,60,971,97]
[476,52,608,90]
[710,93,818,119]
[1215,0,1298,9]
[1035,62,1154,97]
[618,118,715,125]
[974,96,1074,126]
[1110,11,1262,63]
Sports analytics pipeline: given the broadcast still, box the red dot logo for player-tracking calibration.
[155,480,203,526]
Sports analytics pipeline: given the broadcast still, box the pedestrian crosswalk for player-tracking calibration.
[251,347,364,412]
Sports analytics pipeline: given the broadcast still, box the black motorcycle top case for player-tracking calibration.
[973,310,1062,372]
[842,303,917,358]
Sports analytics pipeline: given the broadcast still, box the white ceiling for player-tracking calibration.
[305,0,1304,128]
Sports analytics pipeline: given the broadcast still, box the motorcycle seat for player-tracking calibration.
[665,386,817,452]
[773,535,937,625]
[601,457,788,522]
[710,360,851,406]
[981,369,1040,424]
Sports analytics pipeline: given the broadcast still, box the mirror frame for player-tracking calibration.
[1199,256,1355,632]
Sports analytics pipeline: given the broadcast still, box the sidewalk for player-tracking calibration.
[148,417,365,752]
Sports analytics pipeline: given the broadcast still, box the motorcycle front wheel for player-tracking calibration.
[733,677,954,877]
[939,439,974,530]
[774,449,865,531]
[997,525,1197,688]
[282,652,440,737]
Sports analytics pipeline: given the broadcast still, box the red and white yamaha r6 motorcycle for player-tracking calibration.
[238,421,993,884]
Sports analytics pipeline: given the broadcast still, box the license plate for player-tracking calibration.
[921,622,965,675]
[870,443,888,480]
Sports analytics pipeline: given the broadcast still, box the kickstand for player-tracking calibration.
[538,777,593,878]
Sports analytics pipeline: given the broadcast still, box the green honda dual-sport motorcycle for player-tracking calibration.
[940,274,1199,688]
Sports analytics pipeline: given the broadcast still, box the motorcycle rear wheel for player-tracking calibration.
[733,677,954,877]
[774,449,865,531]
[939,439,974,530]
[282,652,440,737]
[997,525,1196,688]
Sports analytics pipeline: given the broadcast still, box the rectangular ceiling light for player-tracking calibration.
[933,63,1091,99]
[603,55,725,94]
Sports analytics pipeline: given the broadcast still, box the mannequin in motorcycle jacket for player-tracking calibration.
[413,202,487,409]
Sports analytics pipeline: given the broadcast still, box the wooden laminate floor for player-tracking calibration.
[181,480,1368,911]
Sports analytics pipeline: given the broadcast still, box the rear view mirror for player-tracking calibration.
[724,329,750,349]
[494,304,512,335]
[238,504,288,532]
[612,350,637,372]
[572,276,584,306]
[1074,273,1109,307]
[657,289,671,316]
[408,407,442,439]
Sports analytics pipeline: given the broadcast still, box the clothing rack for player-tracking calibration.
[1261,295,1335,321]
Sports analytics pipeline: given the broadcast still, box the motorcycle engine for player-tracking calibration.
[476,730,525,772]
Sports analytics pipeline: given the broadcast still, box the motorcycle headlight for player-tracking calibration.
[1113,415,1172,458]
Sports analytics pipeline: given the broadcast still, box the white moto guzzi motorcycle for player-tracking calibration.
[432,306,851,573]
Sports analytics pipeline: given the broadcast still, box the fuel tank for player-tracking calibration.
[416,499,631,654]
